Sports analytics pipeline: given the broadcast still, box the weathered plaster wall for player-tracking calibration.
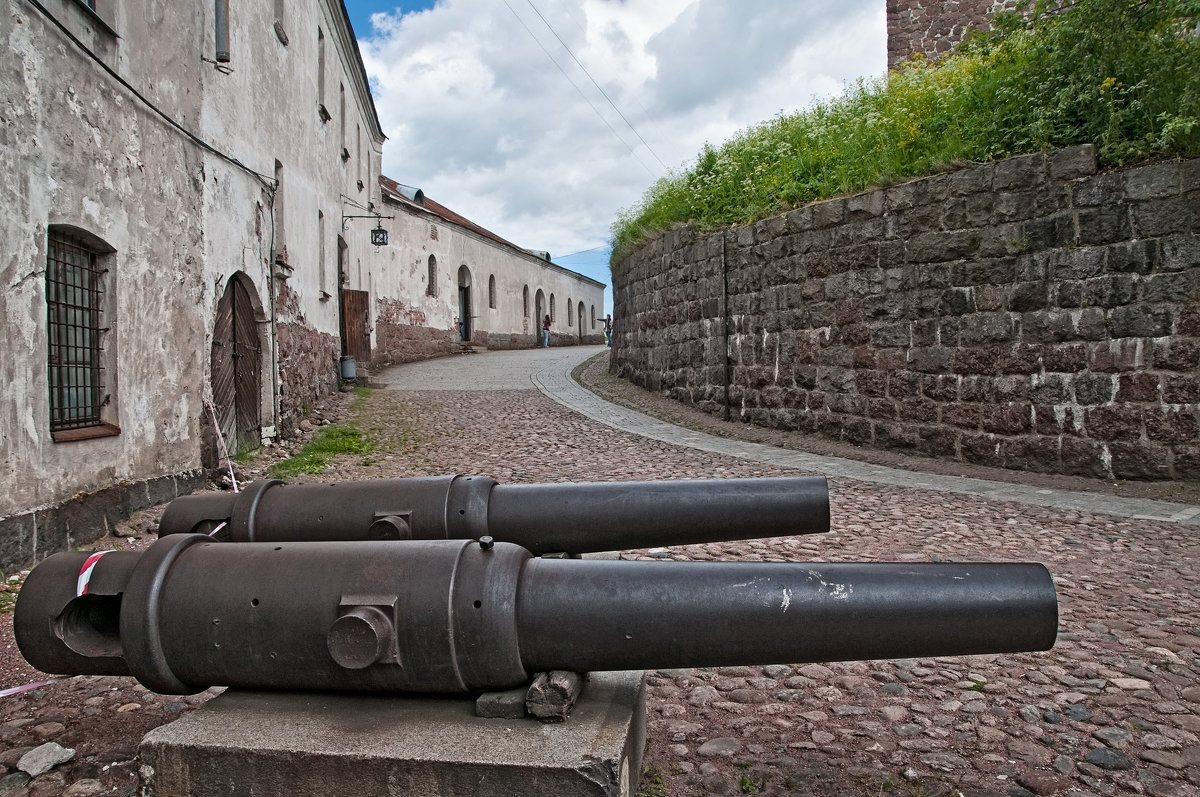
[370,199,605,367]
[199,0,385,433]
[886,0,1012,67]
[0,0,386,570]
[611,147,1200,481]
[0,0,210,565]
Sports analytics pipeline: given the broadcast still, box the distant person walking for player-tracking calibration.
[542,314,551,347]
[603,314,612,347]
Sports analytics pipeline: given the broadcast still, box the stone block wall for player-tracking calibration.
[371,321,453,368]
[611,147,1200,481]
[276,322,341,434]
[887,0,1012,68]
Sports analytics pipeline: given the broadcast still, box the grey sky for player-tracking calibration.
[357,0,885,300]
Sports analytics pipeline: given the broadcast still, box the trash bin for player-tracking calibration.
[339,355,356,380]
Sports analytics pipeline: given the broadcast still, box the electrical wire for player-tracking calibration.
[21,0,276,192]
[555,245,610,258]
[523,0,670,174]
[500,0,661,180]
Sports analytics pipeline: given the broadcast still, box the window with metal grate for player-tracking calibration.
[45,229,116,439]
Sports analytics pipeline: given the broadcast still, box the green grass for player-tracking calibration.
[611,0,1200,264]
[269,424,374,479]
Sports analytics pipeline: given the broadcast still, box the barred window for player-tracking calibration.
[427,255,437,296]
[46,228,118,440]
[523,285,529,317]
[488,275,496,309]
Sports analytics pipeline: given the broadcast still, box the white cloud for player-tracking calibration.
[359,0,885,289]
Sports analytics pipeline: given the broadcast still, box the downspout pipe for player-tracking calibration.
[721,230,731,422]
[214,0,231,63]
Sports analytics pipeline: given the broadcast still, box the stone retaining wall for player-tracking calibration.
[886,0,1010,68]
[610,147,1200,480]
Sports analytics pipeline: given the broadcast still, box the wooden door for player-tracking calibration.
[211,275,261,454]
[340,288,371,363]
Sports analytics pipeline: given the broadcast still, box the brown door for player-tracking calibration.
[211,274,262,454]
[340,288,371,363]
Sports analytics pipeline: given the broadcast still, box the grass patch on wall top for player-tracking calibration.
[610,0,1200,266]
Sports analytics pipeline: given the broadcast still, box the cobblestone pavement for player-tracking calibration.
[1,345,1198,797]
[373,348,1200,797]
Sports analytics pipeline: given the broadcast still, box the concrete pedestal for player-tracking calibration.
[139,671,646,797]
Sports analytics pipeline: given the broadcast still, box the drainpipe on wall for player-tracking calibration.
[721,231,731,422]
[266,197,281,433]
[214,0,231,63]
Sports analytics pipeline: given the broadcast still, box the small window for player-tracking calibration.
[488,275,496,309]
[273,0,289,45]
[317,210,326,295]
[567,299,573,326]
[427,255,437,297]
[591,305,596,329]
[46,228,119,440]
[317,29,330,122]
[550,294,555,323]
[522,285,529,318]
[339,84,346,154]
[430,224,438,241]
[272,160,286,264]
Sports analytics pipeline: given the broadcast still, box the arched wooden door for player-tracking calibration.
[211,274,262,454]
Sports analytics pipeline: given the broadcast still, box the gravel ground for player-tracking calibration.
[1,357,1198,796]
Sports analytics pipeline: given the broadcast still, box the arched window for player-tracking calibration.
[426,255,437,296]
[549,294,555,322]
[567,298,573,326]
[590,305,596,329]
[488,275,496,309]
[522,285,529,317]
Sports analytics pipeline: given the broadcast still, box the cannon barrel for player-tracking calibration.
[157,475,831,554]
[16,535,1057,695]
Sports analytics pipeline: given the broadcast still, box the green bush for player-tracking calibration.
[610,0,1199,264]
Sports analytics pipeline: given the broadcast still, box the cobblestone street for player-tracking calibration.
[363,348,1200,797]
[2,345,1198,796]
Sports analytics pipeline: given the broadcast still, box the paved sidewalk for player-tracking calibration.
[379,345,1200,527]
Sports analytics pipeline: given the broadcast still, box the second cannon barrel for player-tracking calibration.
[157,474,831,554]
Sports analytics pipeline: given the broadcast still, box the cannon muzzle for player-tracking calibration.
[157,475,831,554]
[16,535,1057,695]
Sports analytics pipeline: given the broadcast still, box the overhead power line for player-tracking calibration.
[523,0,670,174]
[500,0,663,180]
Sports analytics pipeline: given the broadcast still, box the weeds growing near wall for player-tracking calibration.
[268,424,374,479]
[610,0,1200,265]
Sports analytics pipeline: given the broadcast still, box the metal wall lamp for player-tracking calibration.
[342,214,395,246]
